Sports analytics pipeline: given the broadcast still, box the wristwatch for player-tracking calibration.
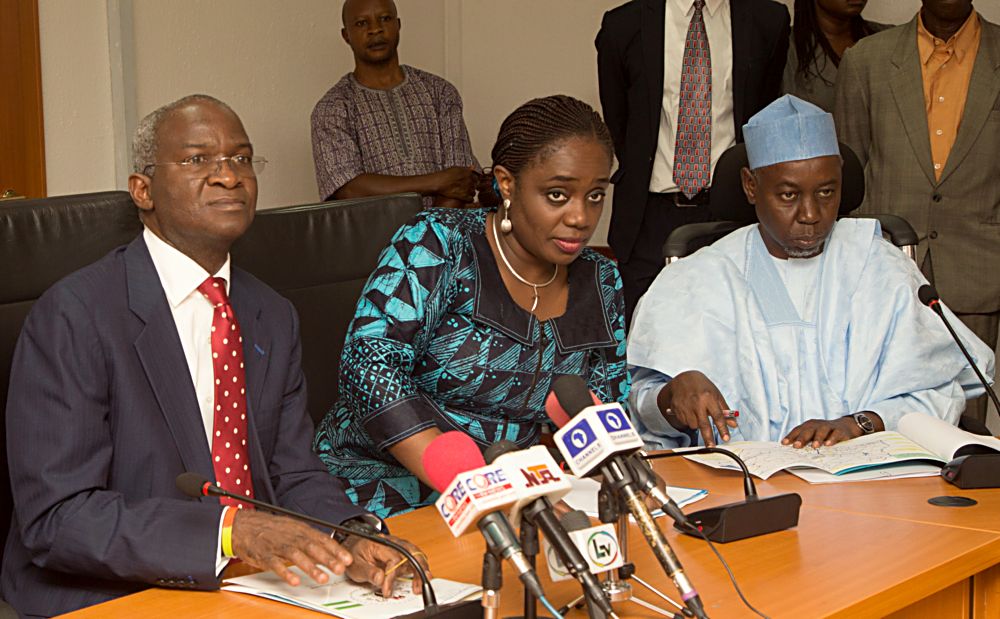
[851,412,876,435]
[333,515,381,543]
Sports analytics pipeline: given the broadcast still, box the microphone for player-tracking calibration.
[623,454,693,527]
[543,509,624,583]
[174,473,440,612]
[639,448,802,543]
[918,284,1000,489]
[421,433,547,601]
[918,284,1000,423]
[547,376,708,619]
[482,440,616,618]
[546,380,802,544]
[546,388,692,528]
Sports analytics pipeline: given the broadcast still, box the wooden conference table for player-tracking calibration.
[61,458,1000,619]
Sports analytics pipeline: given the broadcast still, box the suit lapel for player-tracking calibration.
[229,270,269,424]
[729,0,750,133]
[126,238,216,493]
[889,18,936,185]
[228,273,275,503]
[939,21,1000,185]
[642,0,667,138]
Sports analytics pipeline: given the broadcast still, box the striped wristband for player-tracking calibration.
[221,506,238,558]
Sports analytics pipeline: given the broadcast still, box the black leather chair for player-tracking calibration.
[0,191,140,615]
[0,190,422,573]
[662,142,918,262]
[1,192,141,539]
[231,193,423,425]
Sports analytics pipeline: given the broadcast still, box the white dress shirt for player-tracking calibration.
[144,227,231,448]
[649,0,735,193]
[143,227,233,572]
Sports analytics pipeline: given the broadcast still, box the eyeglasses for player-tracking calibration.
[142,154,267,178]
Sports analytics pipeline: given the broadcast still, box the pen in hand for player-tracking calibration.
[664,408,739,419]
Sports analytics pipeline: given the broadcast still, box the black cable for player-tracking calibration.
[639,451,770,618]
[642,448,757,498]
[694,527,770,619]
[555,596,583,616]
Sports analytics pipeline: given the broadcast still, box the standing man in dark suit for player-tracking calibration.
[834,0,1000,424]
[2,95,428,617]
[596,0,790,321]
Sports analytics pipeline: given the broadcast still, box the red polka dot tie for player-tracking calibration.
[198,277,254,508]
[673,0,712,199]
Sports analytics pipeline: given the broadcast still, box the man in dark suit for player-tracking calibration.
[835,0,1000,424]
[2,95,427,617]
[596,0,790,321]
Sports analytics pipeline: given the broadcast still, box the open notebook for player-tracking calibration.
[224,569,480,619]
[682,412,1000,483]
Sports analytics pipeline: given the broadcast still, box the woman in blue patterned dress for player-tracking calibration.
[314,95,630,518]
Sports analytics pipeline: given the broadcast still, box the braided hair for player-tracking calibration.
[480,95,613,207]
[793,0,876,87]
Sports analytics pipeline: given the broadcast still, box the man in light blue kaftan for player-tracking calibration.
[627,95,994,450]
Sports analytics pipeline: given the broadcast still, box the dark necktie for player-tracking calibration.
[197,277,253,508]
[673,0,712,199]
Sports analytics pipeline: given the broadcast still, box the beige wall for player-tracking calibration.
[128,0,619,215]
[38,0,116,196]
[33,0,1000,431]
[38,0,1000,232]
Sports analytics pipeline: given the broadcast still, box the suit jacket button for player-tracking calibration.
[929,231,939,239]
[932,194,942,202]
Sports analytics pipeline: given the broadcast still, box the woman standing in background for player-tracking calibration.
[784,0,889,111]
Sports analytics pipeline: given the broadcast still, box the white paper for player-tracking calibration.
[562,476,707,518]
[785,462,942,484]
[898,412,1000,460]
[682,433,946,480]
[223,569,480,619]
[681,414,1000,483]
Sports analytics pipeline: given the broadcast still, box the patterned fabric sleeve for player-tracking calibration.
[311,85,363,202]
[338,212,459,451]
[586,260,631,408]
[434,78,479,169]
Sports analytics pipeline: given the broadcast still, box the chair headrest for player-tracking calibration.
[708,142,866,224]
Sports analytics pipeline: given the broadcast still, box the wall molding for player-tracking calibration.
[106,0,135,189]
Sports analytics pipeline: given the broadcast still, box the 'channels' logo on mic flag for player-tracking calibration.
[562,418,597,458]
[598,407,630,432]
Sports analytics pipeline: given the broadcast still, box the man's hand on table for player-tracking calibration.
[658,370,738,447]
[782,412,884,448]
[343,533,431,597]
[231,510,431,596]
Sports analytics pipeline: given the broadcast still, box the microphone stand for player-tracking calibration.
[925,294,1000,422]
[482,551,502,619]
[521,519,540,619]
[598,484,632,604]
[506,519,558,619]
[597,480,686,619]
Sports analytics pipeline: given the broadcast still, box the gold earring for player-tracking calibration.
[500,198,513,233]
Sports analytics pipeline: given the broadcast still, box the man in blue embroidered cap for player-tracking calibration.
[625,95,994,450]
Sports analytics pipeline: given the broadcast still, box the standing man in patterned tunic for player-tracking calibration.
[311,0,480,207]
